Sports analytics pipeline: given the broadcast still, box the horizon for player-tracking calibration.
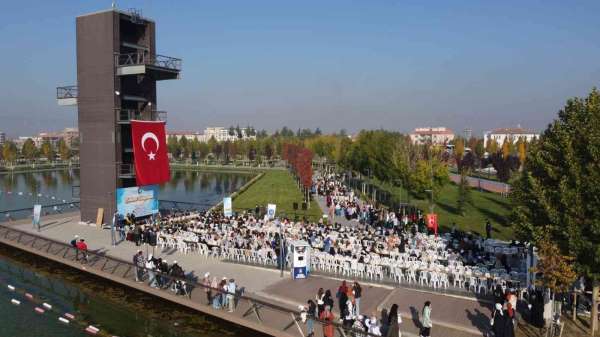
[1,0,599,138]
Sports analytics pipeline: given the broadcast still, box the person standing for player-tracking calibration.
[145,255,157,288]
[420,301,432,337]
[202,272,212,304]
[485,219,492,239]
[133,250,144,282]
[491,303,506,337]
[353,281,362,316]
[70,235,79,261]
[211,277,221,309]
[316,288,325,316]
[227,278,237,312]
[306,299,317,337]
[387,304,402,337]
[319,305,335,337]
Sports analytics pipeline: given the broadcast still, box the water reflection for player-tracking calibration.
[1,169,254,215]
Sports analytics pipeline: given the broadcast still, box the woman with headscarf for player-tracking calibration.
[491,303,505,337]
[420,301,432,337]
[319,305,335,337]
[324,289,334,311]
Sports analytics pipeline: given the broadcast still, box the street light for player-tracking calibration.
[424,189,434,214]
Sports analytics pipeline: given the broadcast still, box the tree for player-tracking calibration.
[511,88,600,334]
[457,170,472,215]
[486,138,498,154]
[21,138,38,160]
[501,138,511,159]
[197,142,209,161]
[167,135,181,158]
[533,240,577,324]
[40,141,55,161]
[2,141,17,163]
[454,138,465,172]
[57,138,71,161]
[517,138,527,167]
[409,158,449,200]
[179,136,190,159]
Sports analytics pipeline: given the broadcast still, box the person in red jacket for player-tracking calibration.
[76,239,88,263]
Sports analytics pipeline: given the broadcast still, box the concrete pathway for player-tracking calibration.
[5,213,492,337]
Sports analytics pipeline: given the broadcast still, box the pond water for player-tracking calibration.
[0,169,254,220]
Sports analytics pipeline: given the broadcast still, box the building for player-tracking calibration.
[167,131,202,142]
[56,7,181,222]
[483,127,538,145]
[13,128,79,150]
[167,127,256,143]
[409,127,455,145]
[0,132,5,145]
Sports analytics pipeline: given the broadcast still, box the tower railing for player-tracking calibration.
[115,52,182,71]
[56,86,78,99]
[116,109,167,123]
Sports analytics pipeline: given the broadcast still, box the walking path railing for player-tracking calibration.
[0,223,379,337]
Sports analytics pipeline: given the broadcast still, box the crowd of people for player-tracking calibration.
[109,171,527,337]
[299,280,434,337]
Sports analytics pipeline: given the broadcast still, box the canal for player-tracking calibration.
[0,243,267,337]
[0,168,264,337]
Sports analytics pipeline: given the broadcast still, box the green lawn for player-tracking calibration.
[369,180,514,240]
[233,170,322,221]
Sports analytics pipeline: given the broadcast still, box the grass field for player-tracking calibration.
[233,170,322,221]
[370,179,514,240]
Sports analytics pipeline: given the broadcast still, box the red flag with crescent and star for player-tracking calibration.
[131,120,170,186]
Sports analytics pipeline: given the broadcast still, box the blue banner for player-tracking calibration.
[116,185,159,217]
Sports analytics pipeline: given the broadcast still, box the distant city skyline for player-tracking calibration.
[1,1,600,138]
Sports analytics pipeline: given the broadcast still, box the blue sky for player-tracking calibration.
[1,0,600,137]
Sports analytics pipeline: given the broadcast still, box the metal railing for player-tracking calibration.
[0,223,379,337]
[56,85,78,99]
[0,202,80,223]
[115,52,182,71]
[116,109,167,123]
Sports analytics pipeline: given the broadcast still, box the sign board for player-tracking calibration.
[116,185,159,217]
[267,203,277,220]
[96,208,104,226]
[32,204,42,227]
[223,197,233,217]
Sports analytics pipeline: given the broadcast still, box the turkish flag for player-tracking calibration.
[131,121,170,186]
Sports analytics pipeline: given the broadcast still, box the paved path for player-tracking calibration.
[4,213,492,337]
[449,173,510,194]
[314,193,362,228]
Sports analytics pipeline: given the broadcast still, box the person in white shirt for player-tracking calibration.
[145,255,157,288]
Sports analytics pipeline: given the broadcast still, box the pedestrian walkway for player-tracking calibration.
[6,212,491,337]
[314,193,362,228]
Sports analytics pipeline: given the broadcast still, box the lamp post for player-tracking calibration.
[424,189,434,214]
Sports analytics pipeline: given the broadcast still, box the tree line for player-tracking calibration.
[1,138,74,164]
